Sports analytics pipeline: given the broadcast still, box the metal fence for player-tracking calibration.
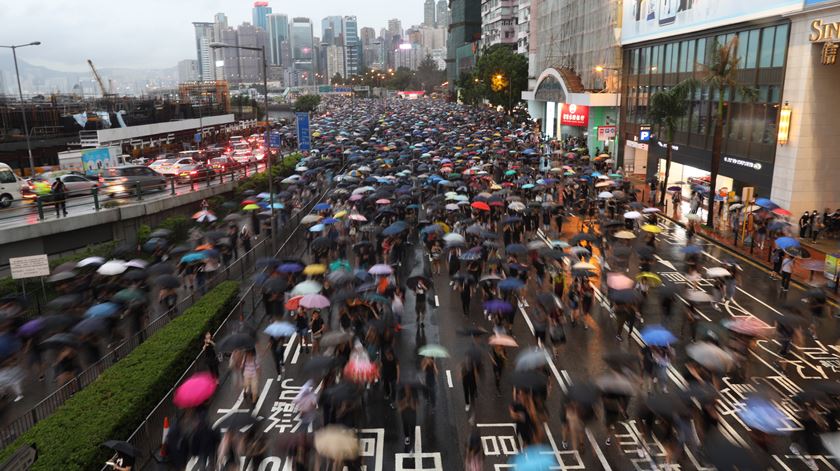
[0,168,331,452]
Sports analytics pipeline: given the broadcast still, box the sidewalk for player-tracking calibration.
[627,175,840,305]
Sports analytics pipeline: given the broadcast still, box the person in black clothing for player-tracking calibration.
[51,177,68,217]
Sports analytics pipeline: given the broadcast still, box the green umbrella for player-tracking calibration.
[243,204,260,211]
[329,260,352,272]
[112,288,146,304]
[418,344,450,358]
[505,170,516,176]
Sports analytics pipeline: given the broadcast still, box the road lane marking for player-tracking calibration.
[446,369,454,388]
[434,295,439,307]
[290,342,301,364]
[585,427,613,471]
[252,378,274,417]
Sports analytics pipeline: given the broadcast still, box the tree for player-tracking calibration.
[648,80,692,206]
[473,44,528,113]
[293,94,321,113]
[416,54,445,93]
[701,37,755,228]
[331,73,344,85]
[389,67,419,91]
[456,72,485,106]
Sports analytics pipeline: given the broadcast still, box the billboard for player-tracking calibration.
[560,104,589,127]
[622,0,801,45]
[295,112,311,151]
[80,148,112,175]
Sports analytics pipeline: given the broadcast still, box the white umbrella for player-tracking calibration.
[685,290,714,303]
[97,260,127,276]
[125,259,148,270]
[301,215,322,224]
[623,211,642,219]
[642,207,661,214]
[613,230,636,240]
[77,256,106,268]
[572,262,597,271]
[508,201,526,212]
[598,191,614,199]
[706,267,731,278]
[443,233,466,244]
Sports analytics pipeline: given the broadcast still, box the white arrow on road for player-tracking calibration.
[654,255,677,271]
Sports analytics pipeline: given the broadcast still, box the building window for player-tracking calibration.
[759,26,775,68]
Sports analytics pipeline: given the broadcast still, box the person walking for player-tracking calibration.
[414,280,428,327]
[781,254,794,292]
[421,356,438,407]
[51,177,68,217]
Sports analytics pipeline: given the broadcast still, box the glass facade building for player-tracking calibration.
[620,20,790,193]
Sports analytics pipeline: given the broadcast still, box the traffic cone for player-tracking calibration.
[159,416,170,458]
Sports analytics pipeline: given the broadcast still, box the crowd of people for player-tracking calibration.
[95,97,840,471]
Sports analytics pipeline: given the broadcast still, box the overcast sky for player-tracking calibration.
[1,0,422,72]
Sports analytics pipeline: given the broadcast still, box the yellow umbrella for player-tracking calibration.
[635,272,662,287]
[641,224,662,234]
[304,264,327,276]
[334,210,348,219]
[613,230,636,240]
[434,221,451,233]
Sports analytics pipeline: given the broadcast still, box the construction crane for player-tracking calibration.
[87,59,113,97]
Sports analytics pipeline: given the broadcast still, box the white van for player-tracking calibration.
[0,163,25,208]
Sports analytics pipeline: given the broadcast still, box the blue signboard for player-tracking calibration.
[269,131,282,149]
[80,148,111,175]
[295,112,311,151]
[639,125,652,142]
[194,132,201,143]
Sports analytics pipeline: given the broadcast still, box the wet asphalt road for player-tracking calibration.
[194,213,840,471]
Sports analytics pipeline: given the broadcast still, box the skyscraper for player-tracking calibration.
[360,27,376,47]
[252,1,272,31]
[290,17,315,85]
[192,22,216,81]
[387,19,403,39]
[436,0,449,28]
[321,16,344,45]
[424,0,436,27]
[343,16,361,77]
[266,13,289,66]
[212,13,228,79]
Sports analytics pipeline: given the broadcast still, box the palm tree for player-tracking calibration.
[702,36,752,228]
[648,80,693,206]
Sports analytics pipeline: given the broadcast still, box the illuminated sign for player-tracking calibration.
[559,104,589,127]
[639,124,652,142]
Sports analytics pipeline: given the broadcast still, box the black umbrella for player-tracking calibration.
[149,228,173,239]
[41,333,80,349]
[262,278,288,295]
[72,317,110,336]
[48,271,77,283]
[406,275,432,290]
[148,262,175,276]
[609,289,642,304]
[785,246,811,259]
[302,355,335,377]
[570,233,598,245]
[566,383,599,406]
[311,237,331,252]
[217,333,256,352]
[47,294,83,310]
[645,392,688,418]
[215,413,259,431]
[702,431,768,471]
[154,274,180,289]
[122,270,148,282]
[510,371,547,391]
[102,440,140,458]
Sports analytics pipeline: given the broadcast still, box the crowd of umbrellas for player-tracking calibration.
[94,97,840,471]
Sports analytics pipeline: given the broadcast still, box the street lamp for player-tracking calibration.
[495,73,512,114]
[1,41,42,176]
[595,65,621,168]
[210,41,277,253]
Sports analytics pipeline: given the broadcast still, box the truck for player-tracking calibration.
[57,146,128,176]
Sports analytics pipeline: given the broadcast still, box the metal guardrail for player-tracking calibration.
[0,163,331,452]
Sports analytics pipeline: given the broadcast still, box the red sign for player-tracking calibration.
[560,104,589,127]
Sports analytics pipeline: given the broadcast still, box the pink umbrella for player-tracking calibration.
[723,317,771,337]
[348,214,367,221]
[368,264,393,275]
[173,371,217,408]
[375,198,391,205]
[300,293,331,309]
[607,273,635,290]
[343,359,380,383]
[349,194,363,202]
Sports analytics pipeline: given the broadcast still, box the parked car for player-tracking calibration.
[149,158,196,176]
[175,163,216,183]
[22,171,99,199]
[209,156,242,174]
[101,166,167,197]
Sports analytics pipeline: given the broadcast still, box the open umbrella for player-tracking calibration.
[102,440,140,458]
[314,425,360,462]
[217,332,256,352]
[737,396,789,435]
[291,280,322,296]
[85,302,120,318]
[418,344,450,358]
[97,260,127,276]
[300,294,330,309]
[613,230,636,240]
[489,334,518,347]
[640,224,662,233]
[686,341,734,373]
[515,348,548,371]
[723,317,770,337]
[264,321,296,338]
[640,325,677,346]
[606,273,635,290]
[368,264,393,275]
[303,264,327,276]
[705,267,731,278]
[173,371,217,408]
[320,331,353,348]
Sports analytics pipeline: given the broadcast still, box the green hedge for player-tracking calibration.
[234,152,302,196]
[0,280,241,470]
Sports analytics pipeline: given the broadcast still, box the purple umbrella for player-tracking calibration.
[278,263,304,273]
[18,318,44,337]
[368,264,393,276]
[299,294,331,309]
[483,299,514,313]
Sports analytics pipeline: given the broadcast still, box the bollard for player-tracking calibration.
[135,181,143,201]
[206,171,212,188]
[190,177,196,192]
[170,177,176,195]
[219,170,224,184]
[36,198,44,220]
[92,186,100,211]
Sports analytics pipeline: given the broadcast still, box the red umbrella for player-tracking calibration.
[285,295,303,311]
[343,358,380,383]
[772,208,792,217]
[174,371,217,408]
[241,199,257,205]
[471,201,490,211]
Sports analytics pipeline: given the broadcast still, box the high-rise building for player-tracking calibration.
[177,59,199,82]
[290,17,315,85]
[237,23,268,83]
[395,43,426,71]
[446,0,482,94]
[343,16,361,77]
[516,0,530,54]
[388,19,403,39]
[424,0,437,27]
[193,22,216,81]
[360,27,376,47]
[481,0,518,47]
[266,13,289,66]
[436,0,449,28]
[252,1,272,31]
[212,13,228,79]
[325,44,346,80]
[321,16,344,45]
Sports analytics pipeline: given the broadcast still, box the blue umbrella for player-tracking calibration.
[85,302,121,318]
[483,299,513,313]
[309,224,325,232]
[382,221,408,236]
[510,445,555,470]
[321,217,339,225]
[270,202,285,209]
[460,251,482,261]
[499,278,525,291]
[774,237,799,249]
[180,252,208,264]
[277,263,304,273]
[264,321,296,338]
[755,198,778,209]
[681,245,703,255]
[313,203,331,211]
[522,148,536,155]
[0,333,22,359]
[640,325,677,346]
[738,396,789,434]
[506,243,528,255]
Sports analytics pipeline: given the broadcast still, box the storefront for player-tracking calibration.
[770,0,840,215]
[619,0,799,198]
[523,68,620,155]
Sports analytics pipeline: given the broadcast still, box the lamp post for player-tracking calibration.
[1,41,41,176]
[595,65,621,169]
[211,42,275,253]
[495,73,512,114]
